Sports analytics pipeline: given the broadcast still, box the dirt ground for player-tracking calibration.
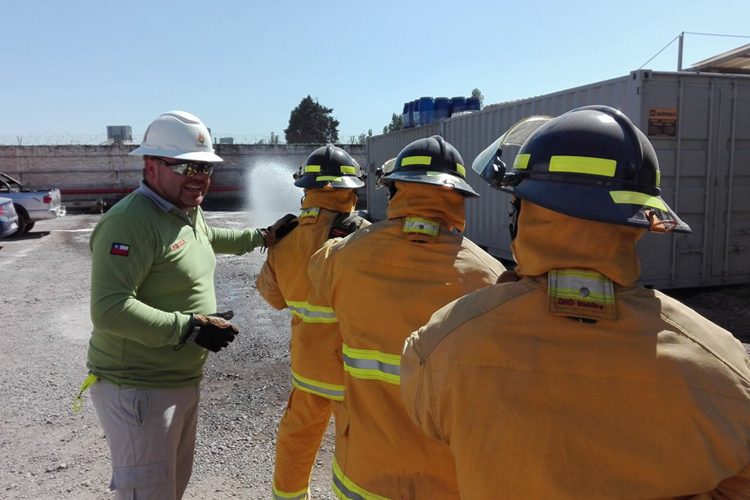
[0,212,748,500]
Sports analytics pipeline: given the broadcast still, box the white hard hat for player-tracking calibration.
[130,110,223,162]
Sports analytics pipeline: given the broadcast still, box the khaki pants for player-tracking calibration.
[91,379,200,500]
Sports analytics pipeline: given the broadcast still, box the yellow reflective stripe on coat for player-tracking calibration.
[549,155,617,177]
[332,457,390,500]
[272,484,308,500]
[609,191,668,211]
[342,344,400,385]
[403,217,439,236]
[299,207,320,219]
[401,155,432,167]
[549,268,616,304]
[292,371,345,401]
[548,268,617,321]
[286,300,338,324]
[72,373,98,413]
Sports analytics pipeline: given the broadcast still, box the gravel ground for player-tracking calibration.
[0,212,748,500]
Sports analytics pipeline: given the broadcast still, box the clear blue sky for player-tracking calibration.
[3,0,749,145]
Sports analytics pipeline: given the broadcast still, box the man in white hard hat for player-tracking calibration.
[82,110,298,499]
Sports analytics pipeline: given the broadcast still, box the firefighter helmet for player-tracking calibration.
[379,135,478,197]
[293,144,365,189]
[480,105,691,233]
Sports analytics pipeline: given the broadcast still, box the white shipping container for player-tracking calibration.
[366,70,750,289]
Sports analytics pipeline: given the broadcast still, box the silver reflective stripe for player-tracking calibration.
[332,457,389,500]
[273,485,308,500]
[342,344,400,385]
[292,371,344,401]
[286,300,338,324]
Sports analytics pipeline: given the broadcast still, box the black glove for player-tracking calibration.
[174,311,239,352]
[328,211,370,238]
[262,213,298,248]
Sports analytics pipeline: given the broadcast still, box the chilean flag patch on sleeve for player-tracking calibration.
[111,242,130,256]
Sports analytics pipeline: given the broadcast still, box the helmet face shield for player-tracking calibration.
[471,116,552,189]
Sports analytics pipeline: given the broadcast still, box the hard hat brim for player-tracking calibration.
[505,179,691,233]
[384,171,479,198]
[129,145,224,163]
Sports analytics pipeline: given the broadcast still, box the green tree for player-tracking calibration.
[382,113,403,134]
[284,95,339,143]
[471,88,485,106]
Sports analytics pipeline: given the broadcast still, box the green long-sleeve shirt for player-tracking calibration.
[87,185,265,387]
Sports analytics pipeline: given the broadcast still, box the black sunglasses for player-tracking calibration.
[157,158,214,177]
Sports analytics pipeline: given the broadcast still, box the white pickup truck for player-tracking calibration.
[0,172,66,234]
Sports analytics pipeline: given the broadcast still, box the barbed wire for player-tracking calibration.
[0,131,369,146]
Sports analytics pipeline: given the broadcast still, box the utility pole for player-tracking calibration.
[677,31,684,71]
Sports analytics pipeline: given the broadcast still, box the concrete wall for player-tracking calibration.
[0,144,367,210]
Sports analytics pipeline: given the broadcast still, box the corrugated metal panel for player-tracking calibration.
[367,70,750,288]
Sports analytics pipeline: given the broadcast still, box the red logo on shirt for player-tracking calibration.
[170,239,186,252]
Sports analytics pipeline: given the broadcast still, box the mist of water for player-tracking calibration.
[245,157,303,225]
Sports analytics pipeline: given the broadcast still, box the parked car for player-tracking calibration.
[0,172,66,234]
[0,196,19,238]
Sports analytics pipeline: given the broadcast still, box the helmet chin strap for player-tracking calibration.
[508,197,521,241]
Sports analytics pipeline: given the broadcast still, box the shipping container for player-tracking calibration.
[366,69,750,289]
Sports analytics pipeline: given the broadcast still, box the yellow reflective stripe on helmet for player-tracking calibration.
[286,300,338,324]
[333,457,390,500]
[403,217,439,236]
[304,165,321,173]
[609,191,668,211]
[401,155,432,166]
[316,175,343,182]
[514,153,530,169]
[340,165,357,174]
[456,163,466,177]
[299,207,320,219]
[655,169,661,188]
[342,344,400,385]
[291,371,345,401]
[549,155,617,177]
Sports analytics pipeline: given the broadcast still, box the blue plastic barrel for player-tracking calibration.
[412,99,421,127]
[450,96,467,115]
[402,102,411,128]
[434,97,450,120]
[418,97,435,125]
[466,96,481,112]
